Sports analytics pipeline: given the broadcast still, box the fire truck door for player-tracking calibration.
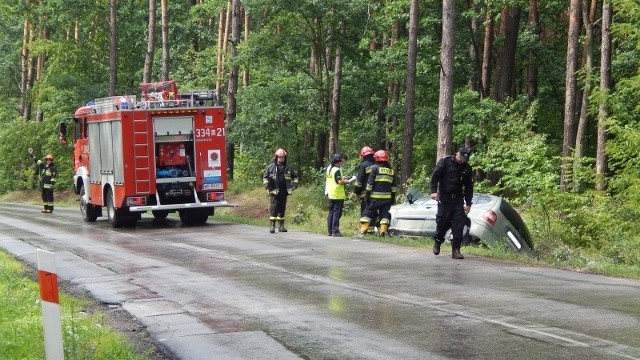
[193,111,226,191]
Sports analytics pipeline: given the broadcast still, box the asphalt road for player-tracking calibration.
[1,203,639,360]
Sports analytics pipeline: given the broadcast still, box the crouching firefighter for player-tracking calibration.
[36,154,58,213]
[262,148,299,233]
[359,150,397,236]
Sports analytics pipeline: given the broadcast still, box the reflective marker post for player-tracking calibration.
[36,249,64,360]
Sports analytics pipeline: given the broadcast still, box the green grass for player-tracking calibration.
[0,251,146,360]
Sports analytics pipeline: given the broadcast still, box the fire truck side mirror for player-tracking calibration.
[58,122,67,145]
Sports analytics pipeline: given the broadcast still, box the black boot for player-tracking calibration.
[49,205,54,213]
[278,220,287,232]
[452,248,464,259]
[269,220,276,233]
[432,239,443,255]
[41,206,48,213]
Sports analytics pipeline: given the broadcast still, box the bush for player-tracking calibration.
[525,189,640,267]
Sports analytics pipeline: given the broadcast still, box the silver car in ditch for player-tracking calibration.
[388,188,534,254]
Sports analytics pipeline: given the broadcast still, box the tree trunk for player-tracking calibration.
[226,0,241,180]
[20,18,30,120]
[109,0,117,96]
[480,12,494,100]
[467,1,480,92]
[143,0,156,83]
[216,9,225,99]
[402,0,418,185]
[596,0,612,191]
[386,22,400,155]
[437,0,455,161]
[221,0,232,89]
[328,23,344,158]
[492,7,520,102]
[243,7,249,88]
[161,0,170,81]
[527,0,540,102]
[561,0,581,192]
[574,0,597,186]
[35,27,48,123]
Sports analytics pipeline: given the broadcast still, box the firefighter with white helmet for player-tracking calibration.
[35,154,58,213]
[359,150,397,236]
[262,148,299,233]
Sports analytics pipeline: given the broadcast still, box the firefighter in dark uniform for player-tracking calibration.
[263,148,299,233]
[359,150,397,237]
[36,154,58,213]
[353,146,375,218]
[430,148,473,259]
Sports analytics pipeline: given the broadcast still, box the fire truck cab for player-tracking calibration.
[61,81,233,227]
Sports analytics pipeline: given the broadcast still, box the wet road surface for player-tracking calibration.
[1,203,639,360]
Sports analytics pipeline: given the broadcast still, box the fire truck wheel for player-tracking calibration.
[152,210,169,220]
[79,184,99,222]
[179,209,209,226]
[107,187,134,228]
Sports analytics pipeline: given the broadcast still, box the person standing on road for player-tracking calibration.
[430,148,473,259]
[359,150,397,237]
[35,153,58,214]
[263,148,299,233]
[353,146,375,218]
[326,153,351,237]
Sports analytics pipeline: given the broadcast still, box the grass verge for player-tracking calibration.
[0,250,153,360]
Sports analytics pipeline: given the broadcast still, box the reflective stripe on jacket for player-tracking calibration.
[365,164,397,200]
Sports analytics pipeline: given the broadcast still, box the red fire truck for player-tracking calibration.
[59,81,233,227]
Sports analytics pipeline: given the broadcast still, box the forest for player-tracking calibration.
[0,0,639,268]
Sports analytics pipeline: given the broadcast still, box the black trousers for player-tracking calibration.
[434,199,466,249]
[363,199,392,224]
[359,197,370,217]
[269,192,288,220]
[327,199,344,235]
[41,187,54,205]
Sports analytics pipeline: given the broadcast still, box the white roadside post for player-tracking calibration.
[36,249,65,360]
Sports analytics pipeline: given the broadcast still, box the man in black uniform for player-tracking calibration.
[36,154,58,213]
[263,148,299,233]
[430,148,473,259]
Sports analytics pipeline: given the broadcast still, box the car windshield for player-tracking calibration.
[473,194,492,204]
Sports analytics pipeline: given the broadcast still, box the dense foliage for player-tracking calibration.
[1,0,639,265]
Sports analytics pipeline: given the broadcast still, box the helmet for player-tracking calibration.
[360,146,374,158]
[374,150,388,162]
[274,148,287,157]
[44,154,54,161]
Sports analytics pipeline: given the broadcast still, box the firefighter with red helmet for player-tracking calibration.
[359,150,397,236]
[262,148,299,233]
[353,146,376,218]
[36,154,58,213]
